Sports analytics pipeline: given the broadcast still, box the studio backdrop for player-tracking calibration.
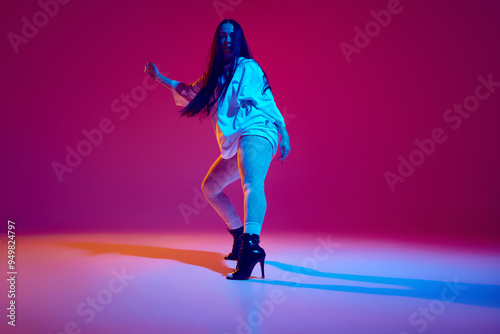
[2,0,499,243]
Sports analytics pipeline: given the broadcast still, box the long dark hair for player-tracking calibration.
[179,19,271,120]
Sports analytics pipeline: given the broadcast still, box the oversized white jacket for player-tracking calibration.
[172,57,286,159]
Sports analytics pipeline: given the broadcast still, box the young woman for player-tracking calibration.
[144,19,290,280]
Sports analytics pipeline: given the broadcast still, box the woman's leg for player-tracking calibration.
[237,135,274,235]
[201,154,243,229]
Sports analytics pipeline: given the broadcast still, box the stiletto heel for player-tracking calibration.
[227,233,266,280]
[224,227,244,260]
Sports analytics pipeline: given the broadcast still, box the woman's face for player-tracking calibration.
[219,22,234,63]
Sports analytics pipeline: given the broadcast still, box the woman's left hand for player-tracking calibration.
[277,134,291,164]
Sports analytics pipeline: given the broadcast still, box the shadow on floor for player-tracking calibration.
[55,242,500,309]
[56,241,232,276]
[259,260,500,309]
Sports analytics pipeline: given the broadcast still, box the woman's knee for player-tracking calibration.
[241,178,265,195]
[201,176,219,198]
[202,170,235,197]
[202,156,239,197]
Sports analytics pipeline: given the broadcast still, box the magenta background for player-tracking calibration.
[1,0,499,243]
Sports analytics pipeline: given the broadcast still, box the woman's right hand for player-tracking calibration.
[144,61,160,79]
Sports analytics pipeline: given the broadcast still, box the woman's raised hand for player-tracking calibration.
[144,61,160,79]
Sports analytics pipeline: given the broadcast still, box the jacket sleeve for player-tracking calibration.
[171,73,206,107]
[233,60,286,127]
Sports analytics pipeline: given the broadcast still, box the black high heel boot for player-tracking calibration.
[226,233,265,280]
[224,227,244,260]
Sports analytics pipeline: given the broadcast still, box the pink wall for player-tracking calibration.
[2,0,499,242]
